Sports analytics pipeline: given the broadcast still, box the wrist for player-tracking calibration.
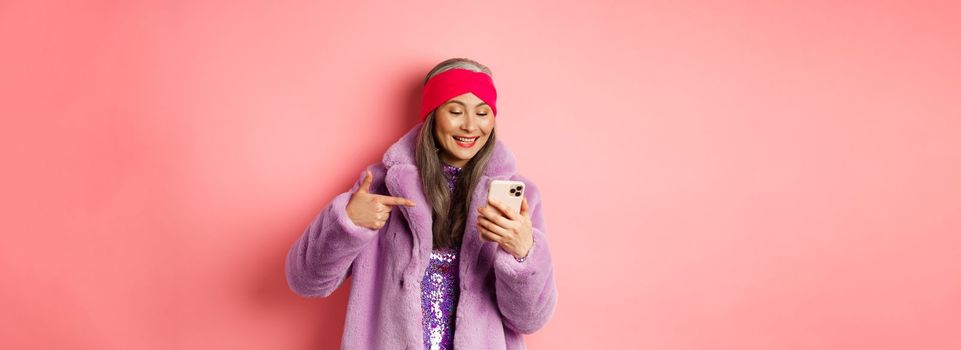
[513,237,535,262]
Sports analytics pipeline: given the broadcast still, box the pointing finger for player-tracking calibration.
[374,194,416,207]
[520,196,531,218]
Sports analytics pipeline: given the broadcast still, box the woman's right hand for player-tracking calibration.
[346,168,416,230]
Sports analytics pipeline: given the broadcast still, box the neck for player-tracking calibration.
[440,154,465,169]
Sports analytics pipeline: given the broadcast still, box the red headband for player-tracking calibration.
[420,68,498,120]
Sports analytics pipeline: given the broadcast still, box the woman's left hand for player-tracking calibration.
[476,196,534,259]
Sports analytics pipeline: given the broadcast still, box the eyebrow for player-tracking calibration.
[446,101,489,108]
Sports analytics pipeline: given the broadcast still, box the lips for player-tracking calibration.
[453,136,478,148]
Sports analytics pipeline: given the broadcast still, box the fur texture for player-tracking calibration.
[286,123,557,349]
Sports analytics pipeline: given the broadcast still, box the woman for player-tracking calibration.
[286,58,557,349]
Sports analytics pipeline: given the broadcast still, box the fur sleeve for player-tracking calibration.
[493,176,559,333]
[285,166,382,297]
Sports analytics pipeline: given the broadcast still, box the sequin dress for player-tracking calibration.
[421,162,463,350]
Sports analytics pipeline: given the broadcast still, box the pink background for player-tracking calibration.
[2,0,960,349]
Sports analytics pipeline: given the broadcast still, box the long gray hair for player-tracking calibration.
[415,58,497,249]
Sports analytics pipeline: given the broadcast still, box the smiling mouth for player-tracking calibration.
[453,136,478,142]
[453,136,479,148]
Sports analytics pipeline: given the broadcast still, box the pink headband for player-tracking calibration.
[420,68,498,120]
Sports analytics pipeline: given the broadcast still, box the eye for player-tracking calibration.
[477,113,488,116]
[450,110,463,115]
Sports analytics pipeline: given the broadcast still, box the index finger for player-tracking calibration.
[487,198,520,221]
[373,194,416,207]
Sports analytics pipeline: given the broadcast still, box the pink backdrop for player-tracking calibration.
[2,0,960,349]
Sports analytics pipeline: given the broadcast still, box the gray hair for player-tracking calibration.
[416,58,497,249]
[423,58,493,85]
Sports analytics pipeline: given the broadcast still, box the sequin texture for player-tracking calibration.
[421,162,463,350]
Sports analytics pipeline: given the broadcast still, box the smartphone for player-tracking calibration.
[487,180,525,215]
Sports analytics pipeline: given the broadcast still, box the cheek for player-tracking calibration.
[433,118,450,137]
[436,114,459,133]
[482,120,495,134]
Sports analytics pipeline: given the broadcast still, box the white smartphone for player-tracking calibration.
[487,180,525,215]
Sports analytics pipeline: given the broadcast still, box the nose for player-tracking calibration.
[461,113,478,132]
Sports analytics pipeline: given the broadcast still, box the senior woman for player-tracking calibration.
[285,58,557,349]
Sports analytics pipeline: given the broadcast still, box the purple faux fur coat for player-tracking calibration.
[285,123,558,349]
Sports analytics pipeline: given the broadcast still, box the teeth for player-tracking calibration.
[454,136,477,142]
